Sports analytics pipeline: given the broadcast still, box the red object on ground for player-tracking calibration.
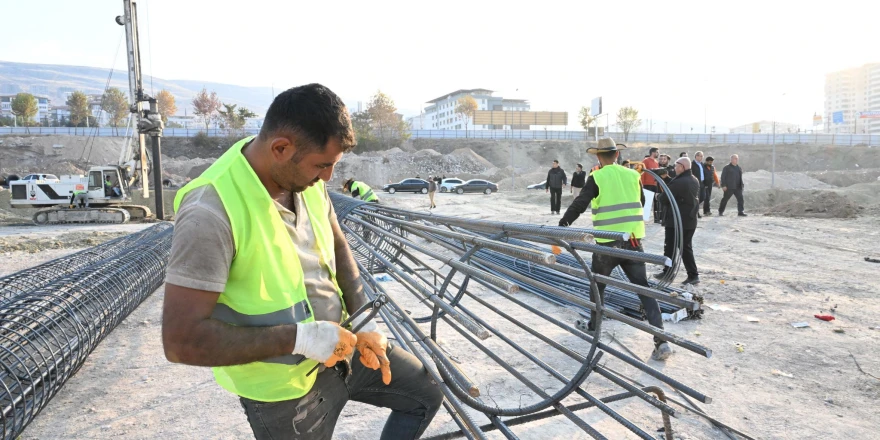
[814,314,836,322]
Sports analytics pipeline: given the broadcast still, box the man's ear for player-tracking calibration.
[268,136,296,162]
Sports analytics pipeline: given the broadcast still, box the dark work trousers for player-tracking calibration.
[664,227,698,277]
[643,184,660,222]
[589,239,664,346]
[718,188,745,214]
[239,343,444,440]
[549,187,563,212]
[702,184,713,214]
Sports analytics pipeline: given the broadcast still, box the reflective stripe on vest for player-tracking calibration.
[351,181,378,202]
[173,136,348,402]
[590,164,646,243]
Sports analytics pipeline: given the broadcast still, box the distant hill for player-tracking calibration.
[0,60,275,115]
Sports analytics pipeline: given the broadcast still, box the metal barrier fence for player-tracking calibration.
[1,126,878,146]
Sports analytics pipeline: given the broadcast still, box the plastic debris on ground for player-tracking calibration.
[814,314,836,322]
[772,369,794,378]
[791,322,810,328]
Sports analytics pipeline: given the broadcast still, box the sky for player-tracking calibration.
[1,0,877,132]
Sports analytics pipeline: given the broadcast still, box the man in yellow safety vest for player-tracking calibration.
[342,178,379,203]
[558,138,672,361]
[162,84,442,439]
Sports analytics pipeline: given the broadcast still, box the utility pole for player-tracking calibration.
[771,121,776,189]
[118,0,165,219]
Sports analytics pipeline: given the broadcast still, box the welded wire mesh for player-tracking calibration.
[0,223,172,302]
[0,224,172,440]
[329,192,714,440]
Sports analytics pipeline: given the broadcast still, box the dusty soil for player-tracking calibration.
[8,185,879,440]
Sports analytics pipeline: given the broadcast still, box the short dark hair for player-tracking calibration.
[705,156,714,162]
[576,163,583,168]
[679,152,688,157]
[597,151,617,162]
[649,147,659,154]
[553,159,559,164]
[259,83,356,153]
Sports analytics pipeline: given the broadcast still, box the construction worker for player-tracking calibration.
[162,84,442,440]
[559,138,672,361]
[69,190,89,208]
[342,178,379,203]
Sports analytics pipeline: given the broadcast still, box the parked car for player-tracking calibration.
[439,178,464,192]
[383,178,429,194]
[527,180,546,190]
[451,179,498,195]
[16,174,60,182]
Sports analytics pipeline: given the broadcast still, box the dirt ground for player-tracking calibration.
[5,184,878,439]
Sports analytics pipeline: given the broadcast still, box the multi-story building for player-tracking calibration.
[0,94,52,124]
[824,63,880,134]
[729,120,799,134]
[422,89,531,130]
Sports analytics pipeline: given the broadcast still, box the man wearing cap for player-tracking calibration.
[343,178,379,203]
[702,156,720,216]
[559,138,672,361]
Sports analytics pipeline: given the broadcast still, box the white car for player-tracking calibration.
[439,178,464,193]
[15,174,60,183]
[527,181,546,190]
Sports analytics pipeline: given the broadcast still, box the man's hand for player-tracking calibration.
[293,321,357,367]
[352,315,391,384]
[546,188,549,193]
[722,186,727,192]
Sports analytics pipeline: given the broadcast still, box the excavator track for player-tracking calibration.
[118,204,153,221]
[33,208,131,225]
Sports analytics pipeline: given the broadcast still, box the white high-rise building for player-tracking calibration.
[422,89,530,130]
[824,63,880,134]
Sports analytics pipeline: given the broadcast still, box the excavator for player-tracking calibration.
[8,0,166,225]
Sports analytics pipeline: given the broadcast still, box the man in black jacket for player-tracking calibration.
[655,157,701,285]
[702,156,719,215]
[545,160,567,214]
[719,154,747,216]
[570,164,586,194]
[691,151,708,217]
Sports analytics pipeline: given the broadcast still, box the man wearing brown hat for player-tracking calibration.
[559,138,672,361]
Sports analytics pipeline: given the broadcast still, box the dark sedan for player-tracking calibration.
[452,179,498,195]
[383,178,429,194]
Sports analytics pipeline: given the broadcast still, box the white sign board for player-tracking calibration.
[591,97,602,116]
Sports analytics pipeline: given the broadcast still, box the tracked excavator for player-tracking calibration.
[8,0,165,225]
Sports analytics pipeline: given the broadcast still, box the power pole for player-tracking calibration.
[118,0,165,219]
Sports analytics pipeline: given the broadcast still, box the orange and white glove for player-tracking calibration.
[293,321,357,368]
[352,314,391,385]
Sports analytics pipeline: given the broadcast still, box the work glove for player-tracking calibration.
[293,321,357,368]
[351,314,391,385]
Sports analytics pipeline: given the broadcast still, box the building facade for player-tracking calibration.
[824,63,880,134]
[0,94,52,125]
[729,120,799,134]
[422,89,531,130]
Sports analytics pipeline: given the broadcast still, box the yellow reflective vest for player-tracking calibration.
[590,164,646,243]
[174,136,347,402]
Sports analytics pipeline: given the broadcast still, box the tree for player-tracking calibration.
[67,91,91,133]
[455,95,478,133]
[101,87,130,135]
[191,87,220,130]
[11,93,38,133]
[578,106,598,132]
[366,90,409,147]
[616,106,642,141]
[218,103,257,132]
[156,89,177,124]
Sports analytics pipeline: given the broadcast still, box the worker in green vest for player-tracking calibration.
[162,84,442,439]
[69,189,89,208]
[558,138,672,361]
[342,178,379,203]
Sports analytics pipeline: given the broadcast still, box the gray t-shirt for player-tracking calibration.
[165,185,343,323]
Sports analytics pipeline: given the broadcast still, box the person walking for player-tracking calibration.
[558,138,672,361]
[655,157,701,285]
[702,156,720,216]
[545,160,567,214]
[719,154,747,216]
[162,84,442,440]
[427,175,438,209]
[691,151,707,218]
[342,178,379,203]
[570,164,586,195]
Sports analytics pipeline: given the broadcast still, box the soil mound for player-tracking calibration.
[765,191,861,219]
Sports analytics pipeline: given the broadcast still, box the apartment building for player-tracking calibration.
[422,89,530,130]
[824,63,880,134]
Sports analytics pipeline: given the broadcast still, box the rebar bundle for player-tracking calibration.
[0,224,172,440]
[331,193,733,439]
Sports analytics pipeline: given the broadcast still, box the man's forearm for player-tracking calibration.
[165,320,296,367]
[336,241,369,317]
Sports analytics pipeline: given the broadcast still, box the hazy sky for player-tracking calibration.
[1,0,876,131]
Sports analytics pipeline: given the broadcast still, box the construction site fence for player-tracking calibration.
[1,126,879,146]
